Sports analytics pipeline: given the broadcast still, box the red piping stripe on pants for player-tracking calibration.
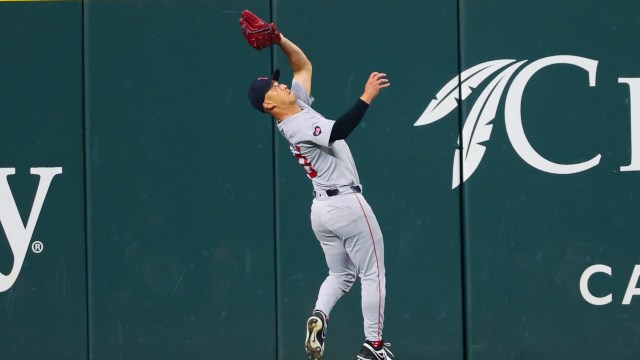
[353,193,382,340]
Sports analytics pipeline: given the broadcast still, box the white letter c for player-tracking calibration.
[505,55,601,174]
[580,264,612,306]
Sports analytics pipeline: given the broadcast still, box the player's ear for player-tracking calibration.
[263,100,275,111]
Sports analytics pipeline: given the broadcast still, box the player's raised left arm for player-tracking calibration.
[277,34,312,95]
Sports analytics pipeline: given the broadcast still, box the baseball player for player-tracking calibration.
[240,10,394,360]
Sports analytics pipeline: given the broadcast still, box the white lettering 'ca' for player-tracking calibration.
[580,264,640,305]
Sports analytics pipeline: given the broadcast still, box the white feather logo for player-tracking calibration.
[451,60,527,188]
[415,59,529,188]
[414,59,516,126]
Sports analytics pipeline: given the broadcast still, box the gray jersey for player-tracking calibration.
[277,80,360,191]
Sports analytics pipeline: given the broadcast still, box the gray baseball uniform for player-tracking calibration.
[277,80,386,342]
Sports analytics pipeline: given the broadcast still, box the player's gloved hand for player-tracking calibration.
[239,10,282,50]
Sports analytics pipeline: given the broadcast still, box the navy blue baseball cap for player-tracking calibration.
[248,69,280,113]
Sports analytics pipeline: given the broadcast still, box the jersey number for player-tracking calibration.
[292,145,317,179]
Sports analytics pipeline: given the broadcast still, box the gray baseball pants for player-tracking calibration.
[310,190,386,342]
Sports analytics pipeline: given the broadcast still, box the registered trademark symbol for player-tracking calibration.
[32,241,43,254]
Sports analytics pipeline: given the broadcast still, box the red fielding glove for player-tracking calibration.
[240,10,282,50]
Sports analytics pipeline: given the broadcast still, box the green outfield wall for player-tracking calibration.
[0,0,639,359]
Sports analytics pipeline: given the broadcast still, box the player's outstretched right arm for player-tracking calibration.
[277,34,312,96]
[329,72,390,142]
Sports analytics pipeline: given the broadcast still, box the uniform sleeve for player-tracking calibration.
[291,79,315,106]
[329,99,369,141]
[297,116,335,148]
[289,80,333,147]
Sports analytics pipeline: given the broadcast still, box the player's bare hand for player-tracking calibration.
[360,72,390,104]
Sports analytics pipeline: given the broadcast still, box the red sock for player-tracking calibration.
[370,340,382,349]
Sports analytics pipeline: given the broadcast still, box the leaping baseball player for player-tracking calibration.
[240,10,394,360]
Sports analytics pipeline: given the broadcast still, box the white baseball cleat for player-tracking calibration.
[305,310,328,359]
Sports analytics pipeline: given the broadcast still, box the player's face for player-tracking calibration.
[264,81,295,106]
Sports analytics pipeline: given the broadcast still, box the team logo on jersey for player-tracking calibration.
[415,55,640,188]
[313,126,322,136]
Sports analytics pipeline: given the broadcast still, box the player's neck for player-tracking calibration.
[275,104,302,123]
